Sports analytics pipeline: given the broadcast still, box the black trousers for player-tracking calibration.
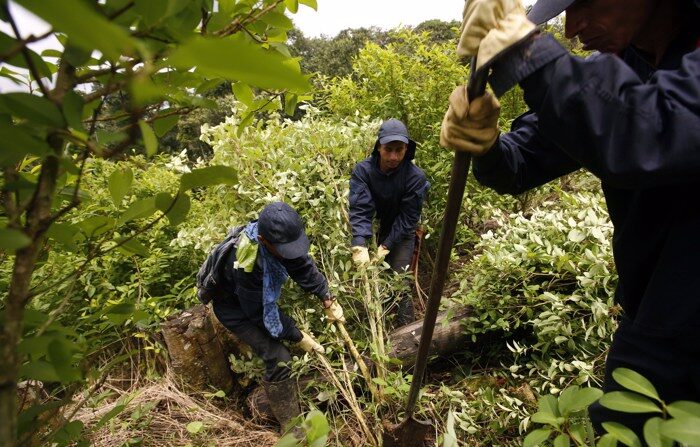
[385,236,416,327]
[212,296,293,382]
[588,318,700,439]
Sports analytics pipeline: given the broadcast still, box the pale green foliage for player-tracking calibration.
[320,30,468,144]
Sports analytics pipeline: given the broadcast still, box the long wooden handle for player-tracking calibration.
[404,58,488,418]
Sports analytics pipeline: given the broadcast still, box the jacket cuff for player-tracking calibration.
[382,239,394,251]
[351,236,367,247]
[287,327,303,343]
[489,33,568,97]
[473,138,505,177]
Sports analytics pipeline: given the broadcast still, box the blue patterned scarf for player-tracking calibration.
[244,221,288,338]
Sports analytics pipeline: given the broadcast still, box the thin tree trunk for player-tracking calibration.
[0,155,60,447]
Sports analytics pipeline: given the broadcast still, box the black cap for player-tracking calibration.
[258,202,310,259]
[527,0,575,25]
[378,118,410,145]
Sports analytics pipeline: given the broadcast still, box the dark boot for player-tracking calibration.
[263,378,304,438]
[394,294,415,328]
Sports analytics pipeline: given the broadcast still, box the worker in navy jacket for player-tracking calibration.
[349,119,430,327]
[210,202,344,436]
[442,0,700,437]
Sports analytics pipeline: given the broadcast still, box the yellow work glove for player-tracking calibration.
[323,299,345,323]
[298,331,324,354]
[375,245,390,263]
[440,86,501,156]
[457,0,536,71]
[351,246,370,266]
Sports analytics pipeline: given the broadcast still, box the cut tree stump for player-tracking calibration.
[162,303,250,393]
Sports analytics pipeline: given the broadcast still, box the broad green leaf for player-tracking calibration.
[659,417,700,445]
[597,434,619,447]
[285,0,298,13]
[0,123,50,166]
[95,404,126,429]
[134,0,168,27]
[152,114,180,137]
[0,228,31,252]
[559,386,603,415]
[18,335,55,357]
[77,216,115,237]
[46,222,80,251]
[538,394,560,416]
[261,11,293,29]
[105,302,135,315]
[155,192,191,226]
[62,91,85,132]
[643,417,673,447]
[599,391,662,414]
[138,120,158,156]
[48,338,81,382]
[108,167,134,206]
[117,197,157,225]
[612,368,660,401]
[186,421,203,434]
[180,166,237,191]
[530,411,562,428]
[666,400,700,419]
[523,428,552,447]
[553,434,570,447]
[299,0,317,9]
[116,237,150,257]
[0,31,52,78]
[52,420,84,445]
[303,410,329,446]
[232,82,255,107]
[276,433,300,447]
[20,360,60,382]
[568,423,587,446]
[166,35,310,93]
[602,422,642,447]
[0,93,64,127]
[17,0,135,61]
[284,93,298,116]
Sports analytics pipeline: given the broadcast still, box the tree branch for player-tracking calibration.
[0,30,53,62]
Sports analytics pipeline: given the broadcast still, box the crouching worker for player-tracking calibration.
[349,118,430,327]
[200,202,344,435]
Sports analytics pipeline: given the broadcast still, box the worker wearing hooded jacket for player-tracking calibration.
[349,119,430,327]
[209,202,344,435]
[441,0,700,437]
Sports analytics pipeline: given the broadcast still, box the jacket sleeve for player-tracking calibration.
[349,164,375,246]
[493,34,700,189]
[473,112,580,194]
[382,171,430,250]
[281,255,330,300]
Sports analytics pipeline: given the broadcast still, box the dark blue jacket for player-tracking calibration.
[349,139,429,250]
[476,22,700,336]
[217,232,329,342]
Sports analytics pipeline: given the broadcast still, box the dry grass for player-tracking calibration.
[76,374,279,447]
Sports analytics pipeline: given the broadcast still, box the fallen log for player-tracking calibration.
[387,305,475,368]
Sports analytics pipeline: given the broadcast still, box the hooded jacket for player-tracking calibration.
[349,136,429,250]
[474,7,700,336]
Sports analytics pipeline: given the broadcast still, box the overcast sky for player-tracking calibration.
[292,1,463,37]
